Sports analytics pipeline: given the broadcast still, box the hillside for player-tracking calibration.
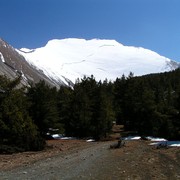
[0,38,179,88]
[19,38,179,86]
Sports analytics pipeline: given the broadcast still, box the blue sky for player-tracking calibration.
[1,0,180,62]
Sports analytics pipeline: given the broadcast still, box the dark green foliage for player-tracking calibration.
[0,145,24,154]
[61,76,115,139]
[114,69,180,140]
[0,76,45,153]
[92,80,115,139]
[27,81,64,135]
[1,67,180,154]
[57,86,73,135]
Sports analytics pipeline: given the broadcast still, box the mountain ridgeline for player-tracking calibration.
[0,38,66,87]
[0,38,180,153]
[0,38,179,88]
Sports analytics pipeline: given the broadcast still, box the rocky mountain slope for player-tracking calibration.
[0,38,63,87]
[0,38,179,88]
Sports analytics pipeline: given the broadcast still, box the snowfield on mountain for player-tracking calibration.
[18,38,179,85]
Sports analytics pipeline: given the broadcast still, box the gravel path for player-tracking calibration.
[0,141,112,180]
[0,140,180,180]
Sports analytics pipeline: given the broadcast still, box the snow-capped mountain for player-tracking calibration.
[0,38,66,87]
[18,38,179,84]
[0,38,179,88]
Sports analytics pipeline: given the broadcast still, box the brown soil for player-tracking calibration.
[0,126,180,179]
[0,140,88,171]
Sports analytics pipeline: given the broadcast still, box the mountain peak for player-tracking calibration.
[18,38,179,85]
[0,38,179,88]
[45,38,121,48]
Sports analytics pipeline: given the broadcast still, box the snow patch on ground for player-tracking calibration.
[122,135,180,147]
[122,136,141,140]
[51,134,77,140]
[149,141,180,147]
[86,139,95,142]
[146,136,167,142]
[52,134,63,139]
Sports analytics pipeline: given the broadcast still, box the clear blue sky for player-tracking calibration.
[1,0,180,62]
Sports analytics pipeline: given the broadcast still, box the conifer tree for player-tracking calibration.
[27,81,61,135]
[0,76,45,153]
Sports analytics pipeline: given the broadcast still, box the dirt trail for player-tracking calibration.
[0,140,180,180]
[0,141,111,180]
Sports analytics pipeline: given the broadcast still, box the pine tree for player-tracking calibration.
[92,81,115,139]
[27,81,62,135]
[0,76,45,153]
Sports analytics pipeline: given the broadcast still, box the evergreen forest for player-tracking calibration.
[0,68,180,153]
